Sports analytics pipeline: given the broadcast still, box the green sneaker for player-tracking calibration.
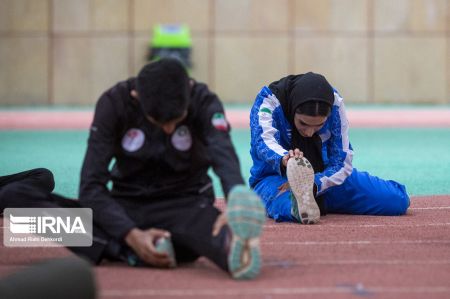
[287,157,320,224]
[226,185,265,280]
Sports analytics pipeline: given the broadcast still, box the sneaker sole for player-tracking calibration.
[286,157,320,224]
[227,185,265,280]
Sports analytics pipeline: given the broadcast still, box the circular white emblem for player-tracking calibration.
[171,125,192,151]
[121,128,145,152]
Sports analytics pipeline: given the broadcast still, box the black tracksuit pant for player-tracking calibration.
[0,168,229,271]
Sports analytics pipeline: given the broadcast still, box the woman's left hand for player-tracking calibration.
[282,148,304,167]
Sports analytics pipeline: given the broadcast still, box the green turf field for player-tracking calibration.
[1,128,450,198]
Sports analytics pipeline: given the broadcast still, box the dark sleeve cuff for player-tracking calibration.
[313,184,318,197]
[115,222,137,241]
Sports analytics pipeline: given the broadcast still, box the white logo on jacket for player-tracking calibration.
[171,125,192,151]
[122,128,145,152]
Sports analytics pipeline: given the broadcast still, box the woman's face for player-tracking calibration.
[293,113,328,137]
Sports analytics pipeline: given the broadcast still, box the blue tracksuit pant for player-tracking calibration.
[253,168,410,222]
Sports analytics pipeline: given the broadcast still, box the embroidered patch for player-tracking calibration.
[121,128,145,152]
[171,125,192,151]
[211,112,228,131]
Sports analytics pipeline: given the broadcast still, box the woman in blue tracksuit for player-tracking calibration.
[249,72,410,223]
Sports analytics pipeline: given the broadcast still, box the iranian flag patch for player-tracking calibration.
[211,112,228,131]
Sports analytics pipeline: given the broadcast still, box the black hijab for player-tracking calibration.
[268,72,334,173]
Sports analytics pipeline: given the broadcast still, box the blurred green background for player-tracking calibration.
[1,128,449,198]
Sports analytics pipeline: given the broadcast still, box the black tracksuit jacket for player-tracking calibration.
[79,78,244,240]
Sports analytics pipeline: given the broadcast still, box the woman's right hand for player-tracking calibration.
[124,228,172,267]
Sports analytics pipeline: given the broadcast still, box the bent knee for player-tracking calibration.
[372,181,410,216]
[378,192,410,216]
[390,183,410,215]
[33,168,55,192]
[396,193,410,215]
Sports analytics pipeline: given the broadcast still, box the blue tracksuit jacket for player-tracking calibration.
[249,86,354,196]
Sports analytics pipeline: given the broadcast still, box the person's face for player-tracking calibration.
[146,111,188,135]
[293,113,327,137]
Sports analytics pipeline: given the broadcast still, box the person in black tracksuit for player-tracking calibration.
[78,58,246,270]
[0,59,264,278]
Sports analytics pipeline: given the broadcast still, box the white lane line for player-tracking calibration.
[265,259,450,266]
[102,286,450,297]
[263,240,450,246]
[411,206,450,210]
[264,223,450,228]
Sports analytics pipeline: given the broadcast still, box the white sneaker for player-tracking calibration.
[287,157,320,224]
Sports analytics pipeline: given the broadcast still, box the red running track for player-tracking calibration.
[1,195,450,299]
[1,108,450,129]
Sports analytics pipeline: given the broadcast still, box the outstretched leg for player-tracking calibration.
[0,168,111,265]
[324,168,410,215]
[0,168,56,210]
[127,186,265,279]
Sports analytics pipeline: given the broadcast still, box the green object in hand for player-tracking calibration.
[155,237,177,268]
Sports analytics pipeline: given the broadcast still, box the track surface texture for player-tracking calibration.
[1,107,449,298]
[1,195,450,299]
